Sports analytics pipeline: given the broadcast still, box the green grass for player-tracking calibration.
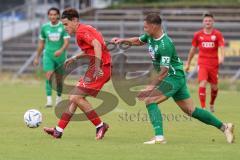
[0,78,239,160]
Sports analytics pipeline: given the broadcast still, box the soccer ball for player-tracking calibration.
[24,109,42,128]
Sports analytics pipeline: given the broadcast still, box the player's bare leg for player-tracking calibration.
[175,98,234,143]
[138,88,168,144]
[45,71,54,107]
[209,83,218,112]
[199,80,207,109]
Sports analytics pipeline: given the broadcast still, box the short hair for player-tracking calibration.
[47,7,60,15]
[203,11,214,18]
[61,8,79,20]
[144,13,162,25]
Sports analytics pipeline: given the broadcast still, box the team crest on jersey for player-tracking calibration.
[58,28,62,32]
[211,35,216,41]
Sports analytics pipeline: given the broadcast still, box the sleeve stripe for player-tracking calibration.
[139,37,144,43]
[39,36,44,40]
[64,36,70,39]
[160,65,169,68]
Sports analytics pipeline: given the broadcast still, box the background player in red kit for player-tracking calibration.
[44,8,111,140]
[185,12,225,112]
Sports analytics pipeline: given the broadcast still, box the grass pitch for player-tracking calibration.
[0,78,239,160]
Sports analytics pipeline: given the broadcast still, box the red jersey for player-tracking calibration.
[76,23,111,65]
[192,29,224,67]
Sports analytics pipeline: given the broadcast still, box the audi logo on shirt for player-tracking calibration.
[201,42,215,48]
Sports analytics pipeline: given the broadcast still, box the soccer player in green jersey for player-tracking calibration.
[111,13,234,144]
[33,7,70,107]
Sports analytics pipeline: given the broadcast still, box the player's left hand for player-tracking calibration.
[93,67,103,79]
[219,56,224,64]
[54,50,62,57]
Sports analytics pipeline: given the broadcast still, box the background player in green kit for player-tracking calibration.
[111,13,234,144]
[33,7,70,107]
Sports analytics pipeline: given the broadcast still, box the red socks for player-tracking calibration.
[86,110,102,127]
[57,112,73,130]
[199,87,206,108]
[210,89,218,106]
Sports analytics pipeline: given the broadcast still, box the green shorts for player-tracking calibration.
[156,75,191,101]
[42,51,66,74]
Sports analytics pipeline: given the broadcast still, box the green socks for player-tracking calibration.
[192,107,223,129]
[46,79,62,97]
[45,79,52,96]
[146,103,163,136]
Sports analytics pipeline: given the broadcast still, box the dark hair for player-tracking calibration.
[61,8,79,20]
[144,13,162,25]
[203,11,214,18]
[47,7,60,15]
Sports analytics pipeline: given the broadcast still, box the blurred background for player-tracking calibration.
[0,0,240,89]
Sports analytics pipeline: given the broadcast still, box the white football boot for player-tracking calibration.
[223,123,235,143]
[143,137,167,144]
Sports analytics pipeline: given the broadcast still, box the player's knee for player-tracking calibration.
[45,72,53,80]
[69,95,78,104]
[210,84,218,90]
[144,98,156,105]
[199,80,207,87]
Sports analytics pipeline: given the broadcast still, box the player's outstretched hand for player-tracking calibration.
[111,37,123,44]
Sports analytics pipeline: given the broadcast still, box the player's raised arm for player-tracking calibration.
[111,37,145,46]
[185,46,197,72]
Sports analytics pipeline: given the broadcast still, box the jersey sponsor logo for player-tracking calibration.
[48,33,61,41]
[161,56,170,65]
[211,35,216,41]
[202,42,215,48]
[199,36,204,40]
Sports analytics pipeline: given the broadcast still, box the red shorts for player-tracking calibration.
[76,64,111,97]
[198,66,218,84]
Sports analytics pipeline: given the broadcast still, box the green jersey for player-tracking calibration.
[139,33,185,77]
[39,21,70,55]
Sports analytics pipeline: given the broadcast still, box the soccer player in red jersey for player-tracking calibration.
[43,8,111,140]
[185,12,225,112]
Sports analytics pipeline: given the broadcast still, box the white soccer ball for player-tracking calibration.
[24,109,42,128]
